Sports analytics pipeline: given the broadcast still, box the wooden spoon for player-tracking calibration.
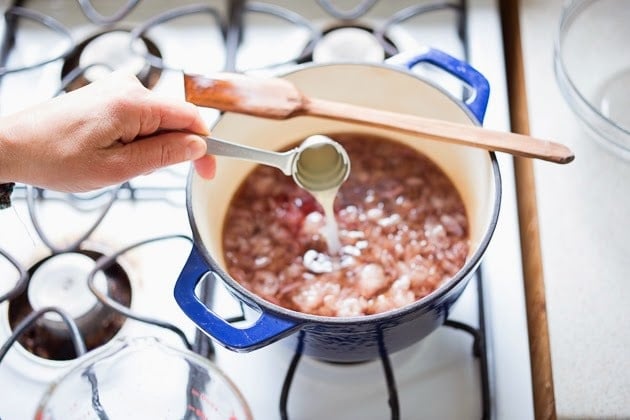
[184,72,574,164]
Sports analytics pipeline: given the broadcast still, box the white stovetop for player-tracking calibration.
[0,1,535,419]
[519,0,630,418]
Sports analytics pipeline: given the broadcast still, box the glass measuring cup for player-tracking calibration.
[34,337,252,420]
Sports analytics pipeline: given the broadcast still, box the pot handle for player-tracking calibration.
[174,245,299,351]
[386,48,490,123]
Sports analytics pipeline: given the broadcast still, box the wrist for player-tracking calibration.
[0,114,24,185]
[0,119,11,184]
[0,118,16,208]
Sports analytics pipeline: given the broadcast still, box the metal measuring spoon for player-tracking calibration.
[202,134,351,191]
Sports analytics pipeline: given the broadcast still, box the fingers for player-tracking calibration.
[97,73,215,180]
[123,86,215,178]
[114,132,208,177]
[106,132,216,184]
[138,79,209,136]
[93,71,210,140]
[152,98,209,135]
[193,155,217,179]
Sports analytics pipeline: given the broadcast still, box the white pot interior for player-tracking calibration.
[191,63,497,282]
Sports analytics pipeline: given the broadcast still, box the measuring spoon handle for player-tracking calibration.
[203,136,294,175]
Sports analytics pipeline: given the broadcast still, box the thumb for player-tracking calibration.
[127,132,208,172]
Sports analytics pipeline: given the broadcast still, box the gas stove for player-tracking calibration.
[0,1,533,419]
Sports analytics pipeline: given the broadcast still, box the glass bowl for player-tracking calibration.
[34,337,252,420]
[554,0,630,159]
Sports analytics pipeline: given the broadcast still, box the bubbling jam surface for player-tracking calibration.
[222,133,469,317]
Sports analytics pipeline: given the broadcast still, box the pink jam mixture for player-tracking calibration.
[222,133,469,317]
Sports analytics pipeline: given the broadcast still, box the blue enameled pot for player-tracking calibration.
[175,48,500,363]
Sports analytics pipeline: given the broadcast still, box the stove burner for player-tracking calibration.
[300,24,398,64]
[27,253,109,334]
[7,250,132,361]
[60,29,162,92]
[313,26,385,63]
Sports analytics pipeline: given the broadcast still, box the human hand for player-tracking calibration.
[0,71,216,192]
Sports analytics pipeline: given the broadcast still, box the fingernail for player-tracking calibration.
[186,138,207,160]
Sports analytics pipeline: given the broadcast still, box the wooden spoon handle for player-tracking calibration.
[183,72,574,164]
[302,98,574,164]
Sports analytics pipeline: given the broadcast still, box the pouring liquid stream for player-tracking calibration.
[291,136,349,272]
[301,186,344,274]
[291,135,349,253]
[313,187,342,255]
